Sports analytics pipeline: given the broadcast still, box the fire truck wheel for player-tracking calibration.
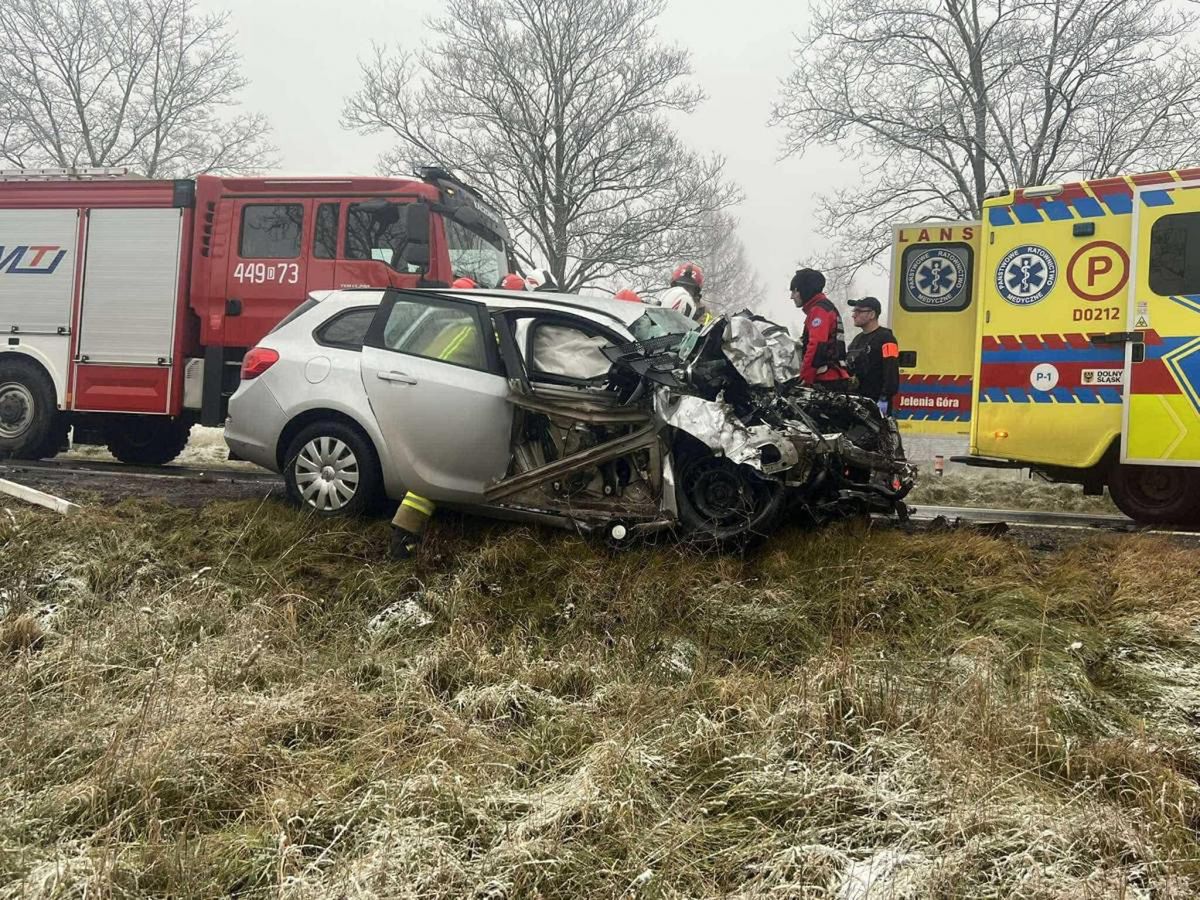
[1107,464,1200,525]
[0,358,57,460]
[283,421,382,517]
[32,417,69,460]
[105,417,192,466]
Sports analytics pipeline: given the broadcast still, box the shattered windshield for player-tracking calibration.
[629,307,698,342]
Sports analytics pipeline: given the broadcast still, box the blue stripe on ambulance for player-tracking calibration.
[980,387,1123,404]
[988,189,1175,226]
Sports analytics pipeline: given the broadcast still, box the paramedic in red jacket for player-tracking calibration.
[791,268,850,389]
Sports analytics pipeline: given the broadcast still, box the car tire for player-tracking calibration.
[284,421,382,517]
[1108,463,1200,525]
[0,358,57,460]
[674,439,786,546]
[106,417,192,466]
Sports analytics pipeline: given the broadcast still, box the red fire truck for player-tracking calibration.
[0,167,512,464]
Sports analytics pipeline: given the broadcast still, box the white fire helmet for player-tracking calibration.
[663,285,697,319]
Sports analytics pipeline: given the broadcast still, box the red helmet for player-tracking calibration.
[451,276,477,289]
[670,262,704,289]
[500,273,527,291]
[614,288,642,303]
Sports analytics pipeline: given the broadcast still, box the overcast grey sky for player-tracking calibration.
[211,0,877,324]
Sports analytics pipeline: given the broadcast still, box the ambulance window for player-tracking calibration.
[314,203,339,259]
[898,242,973,312]
[1149,212,1200,296]
[239,204,303,259]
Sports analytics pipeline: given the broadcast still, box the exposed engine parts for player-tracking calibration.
[494,311,915,544]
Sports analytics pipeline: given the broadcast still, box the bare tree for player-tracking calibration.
[692,212,767,315]
[0,0,276,176]
[342,0,741,293]
[771,0,1200,278]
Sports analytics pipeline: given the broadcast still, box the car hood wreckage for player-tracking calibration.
[483,309,916,546]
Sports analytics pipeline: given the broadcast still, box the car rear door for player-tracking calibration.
[359,291,511,502]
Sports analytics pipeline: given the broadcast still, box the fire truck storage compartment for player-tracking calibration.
[0,208,78,334]
[73,208,184,414]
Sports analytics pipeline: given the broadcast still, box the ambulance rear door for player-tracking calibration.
[888,222,979,435]
[1123,177,1200,465]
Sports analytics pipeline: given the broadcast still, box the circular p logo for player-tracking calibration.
[1067,240,1129,302]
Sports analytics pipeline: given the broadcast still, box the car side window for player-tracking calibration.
[529,322,613,380]
[375,296,488,371]
[315,307,376,350]
[508,315,618,384]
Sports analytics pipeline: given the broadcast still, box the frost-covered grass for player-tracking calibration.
[2,501,1198,897]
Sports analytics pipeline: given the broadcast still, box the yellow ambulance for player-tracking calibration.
[889,168,1200,524]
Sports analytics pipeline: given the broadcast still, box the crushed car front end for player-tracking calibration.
[478,304,914,545]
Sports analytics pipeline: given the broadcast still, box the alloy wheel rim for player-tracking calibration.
[294,436,361,511]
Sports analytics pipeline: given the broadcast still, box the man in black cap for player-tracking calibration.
[846,296,900,416]
[790,267,849,389]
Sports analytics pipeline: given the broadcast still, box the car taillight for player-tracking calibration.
[241,348,279,380]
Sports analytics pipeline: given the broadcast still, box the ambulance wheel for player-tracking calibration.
[0,358,57,460]
[1107,464,1200,525]
[105,417,192,466]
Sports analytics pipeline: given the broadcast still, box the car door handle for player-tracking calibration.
[377,371,418,385]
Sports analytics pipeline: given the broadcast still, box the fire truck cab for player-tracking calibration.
[890,168,1200,524]
[0,167,511,464]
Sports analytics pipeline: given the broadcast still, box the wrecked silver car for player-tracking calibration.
[226,288,914,545]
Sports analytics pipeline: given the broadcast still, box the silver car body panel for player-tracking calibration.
[226,287,914,535]
[359,344,512,502]
[226,288,648,505]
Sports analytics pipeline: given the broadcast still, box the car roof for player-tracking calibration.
[307,288,651,329]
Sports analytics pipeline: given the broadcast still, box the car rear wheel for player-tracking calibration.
[1107,463,1200,525]
[0,359,58,459]
[284,421,381,517]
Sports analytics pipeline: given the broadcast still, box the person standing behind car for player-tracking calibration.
[668,262,714,326]
[846,296,900,416]
[790,268,849,390]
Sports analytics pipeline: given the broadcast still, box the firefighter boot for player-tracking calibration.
[389,492,435,561]
[389,526,422,561]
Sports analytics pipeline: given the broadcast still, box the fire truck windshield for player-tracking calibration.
[445,218,507,287]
